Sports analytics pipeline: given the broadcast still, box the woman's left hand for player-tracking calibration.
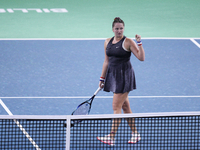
[135,34,141,42]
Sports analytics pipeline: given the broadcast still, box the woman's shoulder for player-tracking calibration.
[105,37,112,42]
[124,37,136,45]
[124,37,132,42]
[104,37,112,46]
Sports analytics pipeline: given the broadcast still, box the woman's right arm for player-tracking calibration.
[99,38,110,88]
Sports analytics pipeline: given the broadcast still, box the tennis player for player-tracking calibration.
[97,17,145,146]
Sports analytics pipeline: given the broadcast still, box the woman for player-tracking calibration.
[97,17,145,146]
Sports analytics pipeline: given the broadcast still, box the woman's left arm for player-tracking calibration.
[125,35,145,61]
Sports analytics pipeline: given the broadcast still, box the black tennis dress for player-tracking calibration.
[104,36,136,93]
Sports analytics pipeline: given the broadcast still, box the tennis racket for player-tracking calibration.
[67,86,103,127]
[72,87,102,115]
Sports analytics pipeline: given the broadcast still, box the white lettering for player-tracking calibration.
[0,9,6,13]
[27,8,42,13]
[7,9,14,13]
[0,8,68,13]
[43,8,50,13]
[13,9,28,13]
[50,8,68,13]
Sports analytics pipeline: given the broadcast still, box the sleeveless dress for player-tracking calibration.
[103,36,136,93]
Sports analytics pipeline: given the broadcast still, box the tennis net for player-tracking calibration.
[0,112,200,150]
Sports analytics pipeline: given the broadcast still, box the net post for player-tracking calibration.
[66,115,71,150]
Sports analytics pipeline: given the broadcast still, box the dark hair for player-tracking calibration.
[112,17,125,28]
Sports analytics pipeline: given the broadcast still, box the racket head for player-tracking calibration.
[70,97,94,127]
[71,95,95,115]
[71,102,91,115]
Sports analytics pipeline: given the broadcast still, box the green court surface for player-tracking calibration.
[0,0,200,38]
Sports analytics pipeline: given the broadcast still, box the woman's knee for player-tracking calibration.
[122,103,129,113]
[112,102,122,113]
[112,92,129,113]
[122,101,132,113]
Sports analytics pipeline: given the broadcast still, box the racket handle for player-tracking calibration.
[94,86,102,96]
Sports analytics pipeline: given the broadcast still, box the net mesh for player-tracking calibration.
[0,112,200,150]
[70,115,200,150]
[0,119,66,150]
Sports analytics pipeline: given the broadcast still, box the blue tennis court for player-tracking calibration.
[0,1,200,149]
[0,38,200,115]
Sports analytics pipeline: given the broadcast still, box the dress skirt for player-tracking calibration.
[103,60,136,93]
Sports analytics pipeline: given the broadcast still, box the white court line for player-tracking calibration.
[190,38,200,48]
[0,37,200,40]
[0,99,13,115]
[0,99,41,150]
[0,95,200,99]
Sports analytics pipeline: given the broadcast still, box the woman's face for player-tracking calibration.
[112,23,124,38]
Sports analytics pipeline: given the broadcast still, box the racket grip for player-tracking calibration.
[94,86,103,96]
